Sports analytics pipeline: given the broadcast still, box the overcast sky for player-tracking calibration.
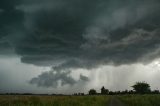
[0,0,160,94]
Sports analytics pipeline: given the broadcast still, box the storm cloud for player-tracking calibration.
[30,67,89,87]
[0,0,160,87]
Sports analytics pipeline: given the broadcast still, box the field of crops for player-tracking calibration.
[118,94,160,106]
[0,95,110,106]
[1,95,160,106]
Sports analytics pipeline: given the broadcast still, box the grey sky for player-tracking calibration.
[1,56,160,94]
[0,0,160,93]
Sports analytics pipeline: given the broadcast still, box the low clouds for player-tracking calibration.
[1,57,160,93]
[30,67,89,87]
[30,70,76,87]
[0,0,160,88]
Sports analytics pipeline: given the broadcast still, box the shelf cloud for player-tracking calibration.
[0,0,160,88]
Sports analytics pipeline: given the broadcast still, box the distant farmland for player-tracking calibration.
[0,95,110,106]
[0,95,160,106]
[118,94,160,106]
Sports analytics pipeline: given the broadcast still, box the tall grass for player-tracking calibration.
[118,94,160,106]
[0,95,109,106]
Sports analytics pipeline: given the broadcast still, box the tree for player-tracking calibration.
[132,82,151,94]
[152,90,159,94]
[101,86,109,95]
[89,89,97,95]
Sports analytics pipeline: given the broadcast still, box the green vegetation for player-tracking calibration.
[1,82,160,106]
[89,89,97,95]
[0,95,110,106]
[132,82,151,94]
[1,95,160,106]
[118,94,160,106]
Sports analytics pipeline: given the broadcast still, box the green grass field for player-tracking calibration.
[0,95,110,106]
[118,94,160,106]
[0,95,160,106]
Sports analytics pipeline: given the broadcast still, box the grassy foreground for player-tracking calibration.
[1,94,160,106]
[118,94,160,106]
[0,95,109,106]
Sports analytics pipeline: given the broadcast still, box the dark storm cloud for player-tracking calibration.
[1,0,160,87]
[0,41,14,54]
[0,9,4,13]
[14,0,160,66]
[0,0,24,54]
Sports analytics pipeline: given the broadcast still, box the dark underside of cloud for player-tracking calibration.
[0,0,160,87]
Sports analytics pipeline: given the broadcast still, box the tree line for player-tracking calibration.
[87,82,160,95]
[0,81,159,96]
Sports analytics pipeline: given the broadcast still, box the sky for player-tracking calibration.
[0,0,160,94]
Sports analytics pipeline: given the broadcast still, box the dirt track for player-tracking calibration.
[109,96,125,106]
